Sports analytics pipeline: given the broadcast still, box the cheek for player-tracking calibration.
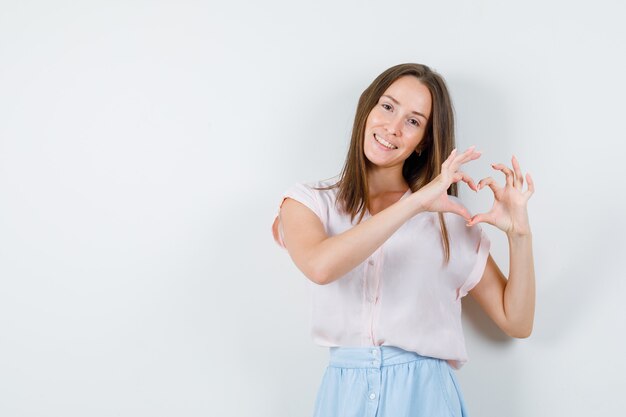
[412,127,422,137]
[366,108,385,125]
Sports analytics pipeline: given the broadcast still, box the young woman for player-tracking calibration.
[271,63,535,417]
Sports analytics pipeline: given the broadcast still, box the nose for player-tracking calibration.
[385,114,403,135]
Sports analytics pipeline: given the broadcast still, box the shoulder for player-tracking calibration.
[304,174,341,191]
[298,175,341,202]
[278,175,339,217]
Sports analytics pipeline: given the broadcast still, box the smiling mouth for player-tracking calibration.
[374,134,398,149]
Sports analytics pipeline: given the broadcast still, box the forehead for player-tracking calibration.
[381,75,432,117]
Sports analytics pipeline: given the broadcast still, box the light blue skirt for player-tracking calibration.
[312,346,470,417]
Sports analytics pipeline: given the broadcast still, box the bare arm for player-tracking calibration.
[470,234,535,338]
[467,155,536,337]
[504,233,535,336]
[280,192,423,285]
[279,146,482,285]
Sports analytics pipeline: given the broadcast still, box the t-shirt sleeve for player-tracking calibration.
[271,182,323,249]
[457,222,491,298]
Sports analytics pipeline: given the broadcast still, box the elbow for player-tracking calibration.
[310,264,341,286]
[506,324,533,339]
[308,272,326,286]
[305,251,338,286]
[308,263,330,286]
[311,276,328,286]
[511,330,532,339]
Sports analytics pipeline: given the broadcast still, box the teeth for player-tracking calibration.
[375,134,397,149]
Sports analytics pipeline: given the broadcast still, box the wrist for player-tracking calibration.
[506,229,532,241]
[407,192,426,216]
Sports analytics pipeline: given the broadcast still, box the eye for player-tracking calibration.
[409,119,420,127]
[381,103,392,111]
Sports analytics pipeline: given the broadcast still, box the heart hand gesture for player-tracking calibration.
[417,146,482,221]
[466,155,534,236]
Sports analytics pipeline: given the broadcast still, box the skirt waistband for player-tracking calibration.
[328,346,441,369]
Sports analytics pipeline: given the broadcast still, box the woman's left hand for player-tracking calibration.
[465,155,534,236]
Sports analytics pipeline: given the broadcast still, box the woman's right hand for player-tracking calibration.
[416,146,482,220]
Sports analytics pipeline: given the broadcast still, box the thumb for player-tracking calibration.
[447,201,472,221]
[466,212,489,227]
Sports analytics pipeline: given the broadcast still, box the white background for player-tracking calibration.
[1,1,625,416]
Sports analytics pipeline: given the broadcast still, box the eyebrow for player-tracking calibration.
[381,95,428,121]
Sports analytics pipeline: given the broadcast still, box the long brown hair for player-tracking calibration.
[316,63,458,263]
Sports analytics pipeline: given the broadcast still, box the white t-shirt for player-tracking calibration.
[272,175,491,369]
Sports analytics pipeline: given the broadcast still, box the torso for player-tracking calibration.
[299,177,488,370]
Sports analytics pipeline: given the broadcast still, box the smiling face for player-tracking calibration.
[363,75,432,169]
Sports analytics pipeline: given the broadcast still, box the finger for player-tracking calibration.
[455,145,476,162]
[468,150,483,162]
[448,202,472,221]
[457,150,482,167]
[523,172,535,199]
[466,212,492,227]
[477,176,502,196]
[463,145,476,155]
[452,146,481,169]
[442,148,457,169]
[511,155,524,190]
[452,171,478,192]
[491,163,514,187]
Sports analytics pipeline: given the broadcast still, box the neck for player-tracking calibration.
[366,165,408,196]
